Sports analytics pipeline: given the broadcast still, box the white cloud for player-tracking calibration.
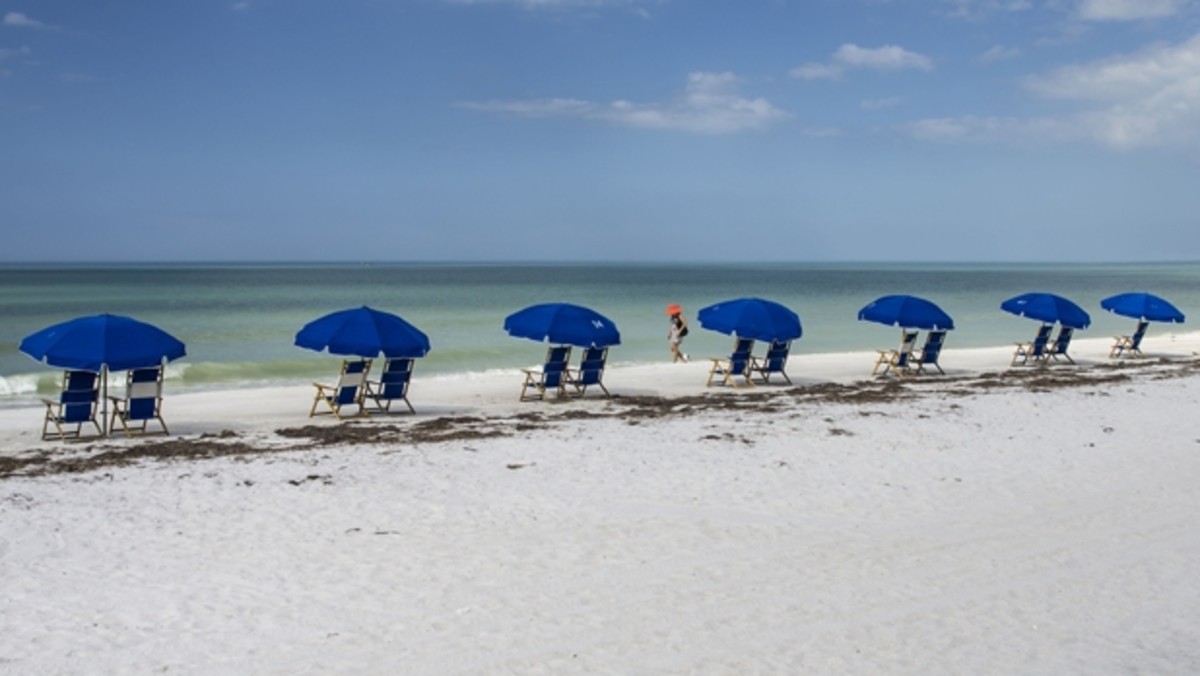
[1027,33,1200,148]
[861,96,904,110]
[803,126,844,138]
[458,98,596,117]
[980,44,1022,62]
[907,115,1073,142]
[459,72,788,134]
[1077,0,1187,21]
[836,44,933,71]
[0,46,31,62]
[911,32,1200,151]
[442,0,647,8]
[4,12,48,28]
[944,0,1033,19]
[792,44,933,81]
[791,63,843,81]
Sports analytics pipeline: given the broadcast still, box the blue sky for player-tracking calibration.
[3,0,1200,263]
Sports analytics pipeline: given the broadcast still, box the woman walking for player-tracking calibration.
[666,303,689,363]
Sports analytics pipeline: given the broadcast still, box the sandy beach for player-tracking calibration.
[3,332,1200,674]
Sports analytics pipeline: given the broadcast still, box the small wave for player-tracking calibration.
[0,372,59,397]
[176,360,329,389]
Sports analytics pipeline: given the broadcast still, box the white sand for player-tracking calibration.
[2,332,1200,674]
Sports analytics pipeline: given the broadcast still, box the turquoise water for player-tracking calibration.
[2,262,1197,404]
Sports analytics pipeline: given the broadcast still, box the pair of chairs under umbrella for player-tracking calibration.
[20,313,185,440]
[1101,292,1186,358]
[295,306,431,418]
[698,298,802,387]
[504,303,620,400]
[859,295,954,377]
[1001,292,1091,366]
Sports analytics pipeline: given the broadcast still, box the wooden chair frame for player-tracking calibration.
[41,369,102,441]
[520,346,572,401]
[708,338,756,388]
[109,366,170,437]
[365,358,416,414]
[872,331,918,377]
[310,359,372,419]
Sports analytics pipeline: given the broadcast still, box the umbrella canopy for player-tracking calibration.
[295,306,431,358]
[696,297,802,342]
[858,295,955,331]
[1000,292,1091,329]
[19,313,186,372]
[1100,292,1185,324]
[504,303,621,348]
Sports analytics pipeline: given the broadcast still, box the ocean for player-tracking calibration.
[2,262,1197,405]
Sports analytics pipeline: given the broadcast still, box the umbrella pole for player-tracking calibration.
[101,364,109,437]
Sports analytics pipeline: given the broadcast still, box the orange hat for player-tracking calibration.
[665,303,683,316]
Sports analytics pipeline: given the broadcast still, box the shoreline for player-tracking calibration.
[2,330,1198,453]
[2,328,1199,672]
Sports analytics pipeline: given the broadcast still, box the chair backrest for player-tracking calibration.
[377,358,414,400]
[731,338,755,374]
[543,346,572,388]
[732,337,754,358]
[124,367,164,421]
[763,340,791,372]
[335,360,370,406]
[918,331,946,363]
[896,331,919,367]
[1130,321,1149,349]
[60,370,99,423]
[1051,326,1074,354]
[578,347,608,386]
[1029,324,1053,356]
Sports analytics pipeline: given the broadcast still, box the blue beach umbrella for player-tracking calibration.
[697,297,802,342]
[1100,292,1185,324]
[504,303,621,348]
[858,295,955,331]
[295,306,431,358]
[20,313,186,372]
[20,313,187,436]
[1000,292,1091,329]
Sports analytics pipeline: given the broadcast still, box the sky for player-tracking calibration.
[2,0,1200,263]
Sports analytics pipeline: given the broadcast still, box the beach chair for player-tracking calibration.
[520,345,572,401]
[912,330,948,375]
[365,357,416,414]
[1110,321,1149,359]
[872,331,918,377]
[310,359,371,419]
[41,369,102,441]
[750,340,792,384]
[1011,324,1053,366]
[707,337,756,388]
[1047,326,1076,364]
[569,346,611,398]
[109,366,170,436]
